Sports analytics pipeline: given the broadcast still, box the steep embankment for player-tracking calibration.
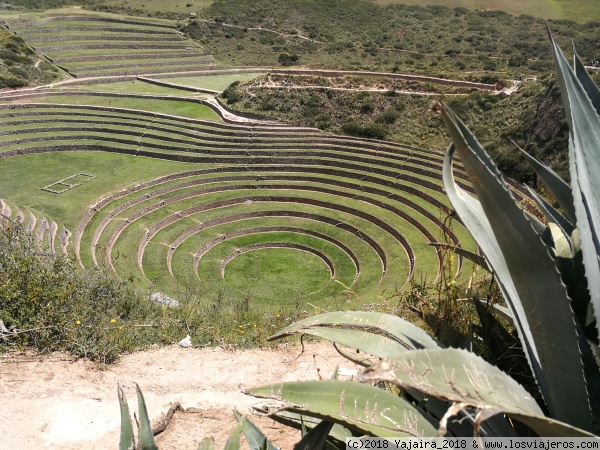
[0,26,63,88]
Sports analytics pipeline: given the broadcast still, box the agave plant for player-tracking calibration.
[119,383,279,450]
[118,383,158,450]
[239,35,600,443]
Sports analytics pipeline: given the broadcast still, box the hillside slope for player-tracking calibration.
[222,74,572,185]
[0,26,63,88]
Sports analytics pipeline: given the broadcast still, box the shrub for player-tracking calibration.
[278,52,299,66]
[374,109,400,124]
[0,223,157,363]
[359,101,374,113]
[0,75,25,88]
[340,121,388,139]
[221,80,242,104]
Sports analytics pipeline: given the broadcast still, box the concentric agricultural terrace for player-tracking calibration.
[0,12,504,308]
[0,89,487,308]
[11,14,216,78]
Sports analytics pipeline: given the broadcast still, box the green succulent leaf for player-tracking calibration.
[524,186,575,238]
[514,143,575,224]
[332,342,374,367]
[223,420,243,450]
[136,384,158,450]
[245,380,438,437]
[233,410,278,450]
[269,311,439,350]
[118,385,134,450]
[293,419,335,450]
[359,348,597,437]
[439,103,593,431]
[549,223,574,258]
[550,34,600,346]
[573,48,600,116]
[252,406,353,443]
[283,325,414,360]
[198,437,217,450]
[330,365,339,380]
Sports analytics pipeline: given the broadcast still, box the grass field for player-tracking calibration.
[357,0,598,21]
[154,73,268,92]
[71,0,600,22]
[92,0,214,15]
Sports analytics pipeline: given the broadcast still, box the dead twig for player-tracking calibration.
[152,402,184,437]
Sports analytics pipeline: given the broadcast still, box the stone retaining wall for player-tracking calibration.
[53,51,211,63]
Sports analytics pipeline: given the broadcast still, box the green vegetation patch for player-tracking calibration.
[2,92,222,121]
[154,72,267,92]
[224,247,334,305]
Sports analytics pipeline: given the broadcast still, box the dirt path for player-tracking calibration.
[0,342,359,449]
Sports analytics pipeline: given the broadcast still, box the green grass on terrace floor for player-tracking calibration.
[64,80,209,96]
[1,93,221,121]
[153,73,267,93]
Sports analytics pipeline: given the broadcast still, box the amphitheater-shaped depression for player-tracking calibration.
[0,91,483,307]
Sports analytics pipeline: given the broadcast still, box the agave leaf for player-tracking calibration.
[293,420,335,450]
[223,421,243,450]
[551,35,600,347]
[468,298,513,325]
[442,141,534,365]
[525,186,575,238]
[135,384,158,450]
[573,48,600,116]
[514,143,576,224]
[233,410,278,450]
[428,242,489,271]
[198,437,217,450]
[330,365,339,380]
[118,385,135,450]
[471,299,536,401]
[408,305,472,349]
[549,223,574,258]
[288,326,414,360]
[252,406,353,443]
[440,104,593,430]
[301,416,307,437]
[332,342,374,367]
[269,311,439,350]
[254,368,505,438]
[245,380,438,437]
[359,348,598,437]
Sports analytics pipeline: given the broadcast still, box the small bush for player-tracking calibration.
[509,55,527,67]
[278,52,299,66]
[341,121,388,139]
[0,224,157,363]
[221,80,242,104]
[359,101,374,114]
[0,75,26,88]
[375,109,400,124]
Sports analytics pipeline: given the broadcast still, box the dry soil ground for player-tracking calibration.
[0,342,359,449]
